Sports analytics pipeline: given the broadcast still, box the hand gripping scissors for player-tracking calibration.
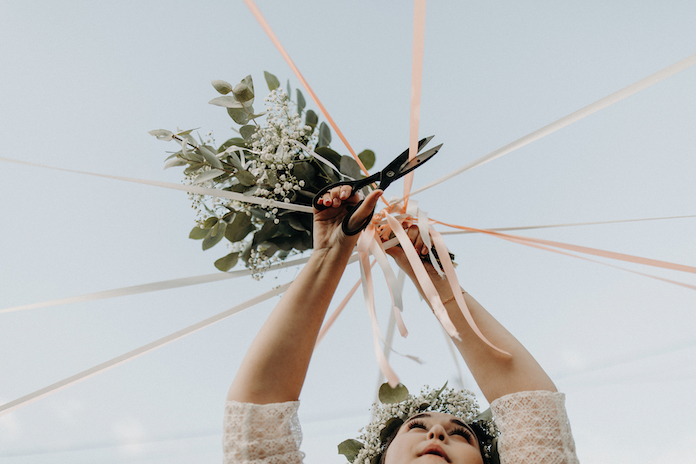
[312,136,442,235]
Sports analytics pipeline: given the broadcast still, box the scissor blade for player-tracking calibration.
[398,143,442,175]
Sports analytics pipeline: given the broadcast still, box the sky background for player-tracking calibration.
[1,0,695,462]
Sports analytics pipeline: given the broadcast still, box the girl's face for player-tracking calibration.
[384,412,483,464]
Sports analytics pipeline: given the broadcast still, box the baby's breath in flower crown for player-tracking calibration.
[151,72,377,278]
[339,383,499,464]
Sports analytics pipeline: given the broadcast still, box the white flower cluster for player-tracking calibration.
[352,385,496,464]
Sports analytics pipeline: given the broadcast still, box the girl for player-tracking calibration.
[224,186,578,464]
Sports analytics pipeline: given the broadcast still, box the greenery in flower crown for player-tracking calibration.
[150,72,377,278]
[339,382,499,464]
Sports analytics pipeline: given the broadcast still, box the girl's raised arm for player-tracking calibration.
[227,188,383,405]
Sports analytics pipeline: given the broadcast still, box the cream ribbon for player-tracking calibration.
[0,281,293,417]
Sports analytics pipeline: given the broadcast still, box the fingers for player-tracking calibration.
[317,184,353,208]
[405,225,429,256]
[346,189,383,231]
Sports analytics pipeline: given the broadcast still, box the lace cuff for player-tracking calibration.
[223,400,305,464]
[491,391,579,464]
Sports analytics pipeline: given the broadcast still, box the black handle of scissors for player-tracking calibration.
[312,174,380,236]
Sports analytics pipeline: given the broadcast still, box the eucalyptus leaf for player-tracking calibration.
[233,83,254,103]
[296,89,306,115]
[358,149,376,171]
[176,128,198,136]
[198,145,223,169]
[214,252,239,271]
[236,170,258,187]
[240,240,253,263]
[189,226,208,240]
[264,71,280,90]
[219,137,247,151]
[286,79,291,97]
[380,417,404,442]
[211,79,233,95]
[202,220,227,250]
[318,122,331,147]
[261,243,279,257]
[314,147,341,170]
[337,439,364,463]
[253,221,278,244]
[184,162,205,176]
[305,109,318,130]
[225,212,254,242]
[149,129,174,141]
[241,75,254,93]
[209,95,244,109]
[164,158,187,169]
[288,217,306,231]
[224,148,244,170]
[292,162,316,187]
[378,382,409,404]
[430,381,448,401]
[227,107,250,125]
[193,168,225,184]
[340,155,362,179]
[475,408,493,422]
[203,217,219,228]
[240,125,257,142]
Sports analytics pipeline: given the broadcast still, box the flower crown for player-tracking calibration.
[339,383,499,464]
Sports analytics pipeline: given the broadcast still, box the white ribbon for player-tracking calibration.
[399,53,696,200]
[0,281,293,417]
[0,157,313,213]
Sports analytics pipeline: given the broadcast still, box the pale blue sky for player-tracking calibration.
[1,1,695,463]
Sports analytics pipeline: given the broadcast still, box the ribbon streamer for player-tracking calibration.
[242,0,370,178]
[0,281,293,417]
[0,156,313,213]
[401,53,696,199]
[0,256,311,315]
[403,0,428,207]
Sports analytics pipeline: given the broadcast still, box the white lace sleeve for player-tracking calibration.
[490,391,579,464]
[223,400,305,464]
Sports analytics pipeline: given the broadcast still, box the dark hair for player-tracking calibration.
[377,419,498,464]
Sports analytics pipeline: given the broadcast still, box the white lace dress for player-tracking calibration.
[223,390,578,464]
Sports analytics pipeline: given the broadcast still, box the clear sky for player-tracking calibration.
[1,1,695,463]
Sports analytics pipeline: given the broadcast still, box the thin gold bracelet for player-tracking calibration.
[442,291,467,305]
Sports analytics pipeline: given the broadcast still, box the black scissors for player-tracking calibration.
[312,136,442,235]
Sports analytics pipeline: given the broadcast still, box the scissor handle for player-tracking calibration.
[312,178,378,236]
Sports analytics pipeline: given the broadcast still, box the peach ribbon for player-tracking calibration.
[242,0,370,178]
[403,0,428,209]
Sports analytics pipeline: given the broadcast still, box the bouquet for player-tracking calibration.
[151,72,376,278]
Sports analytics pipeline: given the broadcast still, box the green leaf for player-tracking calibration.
[211,79,233,95]
[209,95,244,109]
[184,163,205,176]
[203,220,227,250]
[203,217,218,229]
[241,74,254,93]
[214,252,239,271]
[240,125,257,142]
[264,71,280,90]
[225,212,254,242]
[189,226,208,240]
[193,168,225,184]
[288,217,306,231]
[305,109,318,130]
[358,149,376,171]
[224,148,244,170]
[430,381,449,401]
[380,417,404,442]
[314,146,341,170]
[340,155,362,179]
[337,439,364,463]
[227,107,250,125]
[296,89,306,115]
[318,122,331,147]
[236,170,257,187]
[164,158,187,170]
[198,145,223,169]
[233,83,254,103]
[292,161,316,188]
[286,79,291,97]
[475,407,493,422]
[148,129,173,141]
[218,137,247,151]
[378,382,409,404]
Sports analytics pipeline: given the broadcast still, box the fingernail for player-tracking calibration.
[421,246,428,254]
